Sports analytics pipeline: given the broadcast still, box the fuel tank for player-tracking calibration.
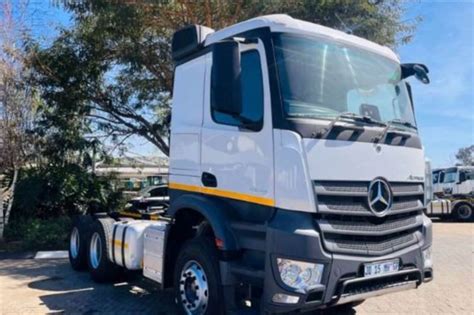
[109,220,154,270]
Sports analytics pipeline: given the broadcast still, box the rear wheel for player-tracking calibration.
[87,218,122,282]
[174,237,224,315]
[454,204,473,221]
[68,216,92,271]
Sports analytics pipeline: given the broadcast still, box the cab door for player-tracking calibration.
[200,40,274,218]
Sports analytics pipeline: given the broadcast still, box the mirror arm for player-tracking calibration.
[401,63,429,77]
[401,65,415,80]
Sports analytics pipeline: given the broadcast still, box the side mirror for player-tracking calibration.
[401,63,430,84]
[211,40,242,117]
[413,64,430,84]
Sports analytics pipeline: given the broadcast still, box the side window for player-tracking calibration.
[442,171,456,183]
[212,50,264,128]
[150,187,167,197]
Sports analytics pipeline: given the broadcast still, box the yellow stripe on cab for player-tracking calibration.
[168,182,275,207]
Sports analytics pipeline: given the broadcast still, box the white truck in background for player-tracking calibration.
[426,166,474,221]
[68,15,434,314]
[433,166,474,197]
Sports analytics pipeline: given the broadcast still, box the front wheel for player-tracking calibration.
[174,237,224,315]
[454,204,473,221]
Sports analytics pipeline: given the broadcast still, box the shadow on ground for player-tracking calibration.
[0,258,356,314]
[0,258,177,314]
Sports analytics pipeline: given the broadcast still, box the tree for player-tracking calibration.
[455,145,474,166]
[32,0,420,157]
[0,0,36,239]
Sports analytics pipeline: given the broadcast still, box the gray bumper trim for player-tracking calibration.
[334,269,420,305]
[336,280,417,305]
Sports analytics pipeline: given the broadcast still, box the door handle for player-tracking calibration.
[201,172,217,188]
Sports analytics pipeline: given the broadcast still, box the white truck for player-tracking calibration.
[433,166,474,197]
[427,166,474,221]
[68,15,434,314]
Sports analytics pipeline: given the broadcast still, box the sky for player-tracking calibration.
[399,1,474,168]
[6,0,474,167]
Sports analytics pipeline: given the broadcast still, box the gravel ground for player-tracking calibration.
[0,221,472,314]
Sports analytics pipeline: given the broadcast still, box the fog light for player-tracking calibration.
[272,293,299,304]
[423,246,433,268]
[277,258,324,291]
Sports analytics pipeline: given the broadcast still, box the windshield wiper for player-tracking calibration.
[374,119,416,143]
[315,112,386,138]
[386,119,418,130]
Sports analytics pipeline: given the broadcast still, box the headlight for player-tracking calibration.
[277,258,324,291]
[423,247,433,269]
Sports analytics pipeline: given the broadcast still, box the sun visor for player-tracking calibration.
[172,25,215,62]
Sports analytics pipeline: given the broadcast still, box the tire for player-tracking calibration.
[68,216,92,271]
[87,218,122,283]
[174,237,224,315]
[454,204,473,221]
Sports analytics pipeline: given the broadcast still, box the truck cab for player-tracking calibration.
[69,15,433,315]
[433,166,474,197]
[431,166,474,221]
[168,14,432,313]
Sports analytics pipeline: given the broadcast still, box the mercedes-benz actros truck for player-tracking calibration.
[68,15,433,314]
[427,166,474,221]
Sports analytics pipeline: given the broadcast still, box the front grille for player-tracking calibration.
[319,198,421,215]
[325,230,418,254]
[325,214,418,233]
[319,182,368,193]
[315,180,424,256]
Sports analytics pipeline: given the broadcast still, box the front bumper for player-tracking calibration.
[262,210,433,313]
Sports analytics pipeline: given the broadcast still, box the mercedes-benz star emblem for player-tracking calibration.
[367,178,393,217]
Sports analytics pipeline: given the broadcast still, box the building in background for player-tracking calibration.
[95,156,168,195]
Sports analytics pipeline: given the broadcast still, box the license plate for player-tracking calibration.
[364,259,399,277]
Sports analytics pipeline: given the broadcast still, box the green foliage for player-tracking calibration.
[455,145,474,166]
[10,165,123,221]
[31,0,420,157]
[4,216,72,250]
[4,164,123,250]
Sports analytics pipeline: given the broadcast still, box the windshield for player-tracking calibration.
[273,33,416,127]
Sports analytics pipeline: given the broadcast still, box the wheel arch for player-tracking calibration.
[162,193,240,288]
[168,193,239,250]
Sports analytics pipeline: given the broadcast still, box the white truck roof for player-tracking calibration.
[205,14,399,62]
